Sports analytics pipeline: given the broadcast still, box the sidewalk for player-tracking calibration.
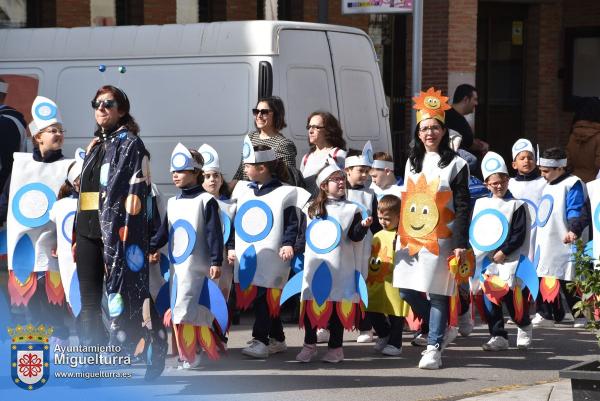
[457,379,572,401]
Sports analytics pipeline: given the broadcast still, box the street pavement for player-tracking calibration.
[146,314,597,401]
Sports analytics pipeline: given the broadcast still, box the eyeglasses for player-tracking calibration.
[306,125,325,131]
[252,108,271,116]
[487,180,507,188]
[91,99,118,109]
[419,125,442,133]
[41,128,66,135]
[328,176,345,183]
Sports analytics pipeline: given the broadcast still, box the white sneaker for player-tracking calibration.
[316,328,330,343]
[356,331,373,343]
[506,318,515,325]
[531,313,555,328]
[268,339,287,354]
[482,336,509,351]
[242,339,269,359]
[441,326,458,350]
[517,324,533,349]
[418,345,442,369]
[573,317,588,328]
[381,344,402,356]
[411,333,428,347]
[373,336,389,352]
[180,353,202,369]
[458,309,474,337]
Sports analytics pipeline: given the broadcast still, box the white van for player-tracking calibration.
[0,20,391,192]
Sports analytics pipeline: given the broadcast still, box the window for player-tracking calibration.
[563,27,600,110]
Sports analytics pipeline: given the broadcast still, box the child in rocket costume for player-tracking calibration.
[149,143,226,367]
[230,137,310,359]
[2,96,73,343]
[533,147,586,327]
[469,151,536,351]
[290,160,372,363]
[507,138,546,262]
[344,142,382,343]
[48,148,85,320]
[369,152,402,200]
[199,143,236,302]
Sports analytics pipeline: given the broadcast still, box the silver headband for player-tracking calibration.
[538,158,567,168]
[371,160,394,170]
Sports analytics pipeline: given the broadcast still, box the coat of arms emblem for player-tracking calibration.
[8,324,52,390]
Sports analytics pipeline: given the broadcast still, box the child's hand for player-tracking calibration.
[279,246,294,262]
[492,250,506,264]
[563,231,578,244]
[51,248,58,258]
[71,243,76,262]
[361,216,373,227]
[209,265,221,280]
[227,249,236,264]
[148,252,160,264]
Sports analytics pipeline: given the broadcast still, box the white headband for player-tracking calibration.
[371,160,394,170]
[0,81,8,94]
[316,158,343,186]
[538,158,567,168]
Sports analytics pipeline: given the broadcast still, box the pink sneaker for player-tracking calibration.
[321,347,344,363]
[296,344,317,362]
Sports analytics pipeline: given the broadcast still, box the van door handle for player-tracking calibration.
[381,106,389,117]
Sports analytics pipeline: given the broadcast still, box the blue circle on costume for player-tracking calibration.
[484,157,501,173]
[520,198,538,229]
[514,140,528,151]
[12,183,56,228]
[536,194,554,227]
[242,142,251,159]
[593,203,600,234]
[220,210,232,243]
[306,216,342,254]
[234,200,273,243]
[61,211,76,243]
[365,149,374,164]
[99,163,110,186]
[34,102,57,120]
[350,201,370,220]
[202,151,215,165]
[171,152,190,171]
[78,150,86,160]
[169,219,196,264]
[125,244,145,272]
[469,209,509,251]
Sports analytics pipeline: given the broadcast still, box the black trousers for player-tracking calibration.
[28,273,72,339]
[75,234,108,346]
[303,308,344,348]
[485,289,532,338]
[535,279,579,321]
[252,289,285,345]
[368,311,404,348]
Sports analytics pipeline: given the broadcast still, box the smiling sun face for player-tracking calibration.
[399,175,454,256]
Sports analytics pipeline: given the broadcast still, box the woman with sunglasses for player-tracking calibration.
[230,96,301,189]
[74,85,166,380]
[300,111,347,197]
[0,96,73,348]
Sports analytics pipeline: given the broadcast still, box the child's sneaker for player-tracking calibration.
[296,344,318,362]
[516,324,533,349]
[180,353,202,369]
[356,331,373,343]
[418,345,442,369]
[411,332,428,347]
[322,347,344,363]
[316,328,330,343]
[242,339,269,359]
[532,313,555,328]
[268,339,287,354]
[481,336,509,351]
[458,310,474,337]
[381,344,402,356]
[373,336,389,352]
[573,317,588,328]
[441,326,458,350]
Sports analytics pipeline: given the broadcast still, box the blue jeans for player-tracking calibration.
[400,288,449,347]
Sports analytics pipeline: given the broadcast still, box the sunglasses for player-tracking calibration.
[91,99,118,109]
[252,108,271,116]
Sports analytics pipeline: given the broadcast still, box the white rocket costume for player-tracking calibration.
[48,148,85,315]
[231,135,310,310]
[586,179,600,266]
[7,96,73,306]
[507,139,546,261]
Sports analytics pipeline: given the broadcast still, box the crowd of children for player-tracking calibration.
[2,88,597,379]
